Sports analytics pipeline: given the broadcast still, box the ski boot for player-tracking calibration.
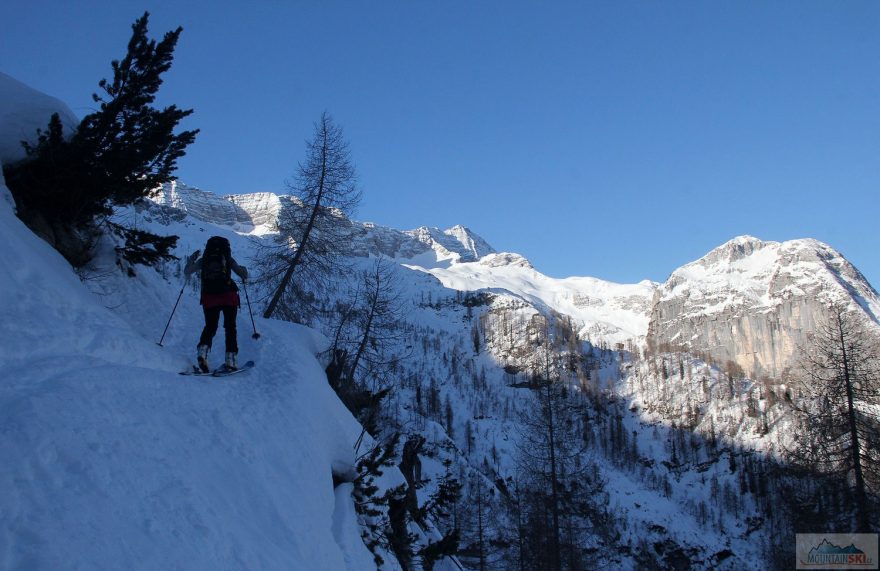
[197,344,210,373]
[224,352,238,371]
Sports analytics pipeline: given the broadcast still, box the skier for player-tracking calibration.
[184,236,249,372]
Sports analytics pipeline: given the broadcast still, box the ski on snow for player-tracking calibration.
[179,360,255,377]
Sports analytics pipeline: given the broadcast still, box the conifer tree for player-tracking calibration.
[3,12,197,266]
[353,434,405,566]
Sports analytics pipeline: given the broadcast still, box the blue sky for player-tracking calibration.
[2,1,878,287]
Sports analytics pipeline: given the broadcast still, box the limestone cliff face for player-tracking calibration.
[646,236,880,378]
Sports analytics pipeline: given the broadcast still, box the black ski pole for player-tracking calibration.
[243,281,261,339]
[158,283,186,347]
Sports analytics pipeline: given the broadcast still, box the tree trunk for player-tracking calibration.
[476,478,486,571]
[348,268,380,380]
[837,315,868,531]
[544,345,562,571]
[546,382,562,571]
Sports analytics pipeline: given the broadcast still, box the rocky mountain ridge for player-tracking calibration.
[150,182,497,267]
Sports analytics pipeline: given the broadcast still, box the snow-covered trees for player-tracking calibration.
[790,302,880,531]
[3,12,197,266]
[352,434,406,567]
[261,112,360,319]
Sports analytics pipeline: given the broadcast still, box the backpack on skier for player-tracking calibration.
[201,236,235,294]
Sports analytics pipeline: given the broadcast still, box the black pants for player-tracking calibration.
[198,306,238,353]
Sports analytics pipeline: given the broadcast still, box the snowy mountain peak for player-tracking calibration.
[669,236,877,309]
[695,234,768,267]
[148,182,498,266]
[725,234,763,246]
[650,235,880,377]
[149,181,283,233]
[405,225,495,263]
[444,224,496,259]
[479,252,533,269]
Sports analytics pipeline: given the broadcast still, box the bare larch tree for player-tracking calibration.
[261,111,360,320]
[791,302,880,532]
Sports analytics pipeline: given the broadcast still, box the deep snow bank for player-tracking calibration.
[0,71,78,164]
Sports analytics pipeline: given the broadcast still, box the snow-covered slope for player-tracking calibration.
[647,235,880,377]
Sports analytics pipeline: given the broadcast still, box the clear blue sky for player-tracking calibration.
[2,1,878,287]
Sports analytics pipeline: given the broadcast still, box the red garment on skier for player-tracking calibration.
[200,290,241,309]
